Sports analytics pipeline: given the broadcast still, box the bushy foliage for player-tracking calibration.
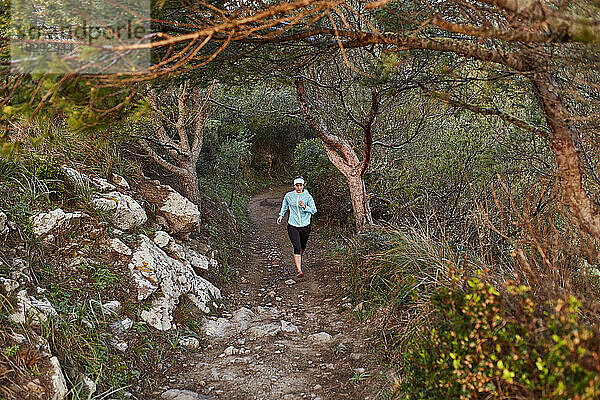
[400,276,600,400]
[342,213,600,400]
[343,227,465,349]
[27,152,64,194]
[249,119,308,178]
[293,138,352,227]
[214,132,252,203]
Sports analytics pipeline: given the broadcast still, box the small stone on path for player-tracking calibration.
[161,389,213,400]
[307,332,333,345]
[284,279,296,285]
[281,320,300,334]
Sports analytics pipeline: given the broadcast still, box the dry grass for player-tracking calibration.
[345,181,600,367]
[0,324,50,400]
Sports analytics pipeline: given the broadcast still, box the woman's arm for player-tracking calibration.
[304,194,317,214]
[279,195,289,216]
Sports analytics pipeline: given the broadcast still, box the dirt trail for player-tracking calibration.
[175,186,389,400]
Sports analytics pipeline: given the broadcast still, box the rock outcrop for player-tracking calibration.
[92,191,147,231]
[48,356,68,400]
[0,210,9,236]
[6,165,224,398]
[201,306,302,341]
[153,231,217,271]
[138,177,200,236]
[128,235,221,330]
[32,208,83,239]
[8,290,58,325]
[62,167,147,231]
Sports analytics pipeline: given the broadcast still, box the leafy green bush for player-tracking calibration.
[293,138,351,227]
[400,276,600,400]
[27,152,64,194]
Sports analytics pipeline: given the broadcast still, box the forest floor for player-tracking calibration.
[171,186,392,400]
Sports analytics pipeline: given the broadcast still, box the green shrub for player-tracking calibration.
[27,152,64,193]
[399,276,600,400]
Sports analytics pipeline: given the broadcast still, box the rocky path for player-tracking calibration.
[172,187,389,400]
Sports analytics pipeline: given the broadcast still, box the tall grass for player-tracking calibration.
[342,189,600,398]
[344,226,478,360]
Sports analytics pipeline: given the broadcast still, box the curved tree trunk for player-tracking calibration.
[347,173,374,230]
[179,166,202,210]
[140,82,216,225]
[295,79,378,232]
[531,73,600,239]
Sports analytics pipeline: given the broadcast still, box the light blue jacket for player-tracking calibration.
[279,189,317,227]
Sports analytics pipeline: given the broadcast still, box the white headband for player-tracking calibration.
[293,178,305,185]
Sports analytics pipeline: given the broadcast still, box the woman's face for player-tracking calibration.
[294,183,304,193]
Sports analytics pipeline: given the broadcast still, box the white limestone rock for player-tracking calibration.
[121,318,133,330]
[102,300,122,315]
[157,233,187,260]
[140,180,200,236]
[230,307,255,331]
[247,323,281,338]
[307,332,333,345]
[112,174,130,190]
[91,177,116,192]
[0,210,8,236]
[154,231,213,271]
[62,167,120,194]
[110,238,132,256]
[32,208,83,238]
[153,230,172,248]
[140,301,172,331]
[113,341,128,352]
[110,318,133,335]
[128,236,221,330]
[179,336,200,350]
[158,188,201,235]
[92,192,147,231]
[49,356,68,400]
[252,306,281,319]
[202,317,233,339]
[183,245,211,270]
[9,290,58,325]
[62,167,94,189]
[280,320,300,334]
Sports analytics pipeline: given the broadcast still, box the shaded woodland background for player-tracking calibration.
[2,0,600,398]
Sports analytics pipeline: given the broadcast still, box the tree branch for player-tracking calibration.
[176,82,190,152]
[359,86,379,177]
[138,139,181,175]
[420,86,549,138]
[148,88,185,161]
[295,78,357,165]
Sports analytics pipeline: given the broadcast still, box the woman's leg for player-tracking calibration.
[299,224,311,253]
[287,224,303,274]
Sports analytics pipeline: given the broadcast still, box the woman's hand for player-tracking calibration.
[277,215,283,224]
[298,200,305,208]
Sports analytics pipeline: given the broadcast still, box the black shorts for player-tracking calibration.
[287,224,311,255]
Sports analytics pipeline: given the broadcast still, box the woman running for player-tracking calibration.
[277,176,317,278]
